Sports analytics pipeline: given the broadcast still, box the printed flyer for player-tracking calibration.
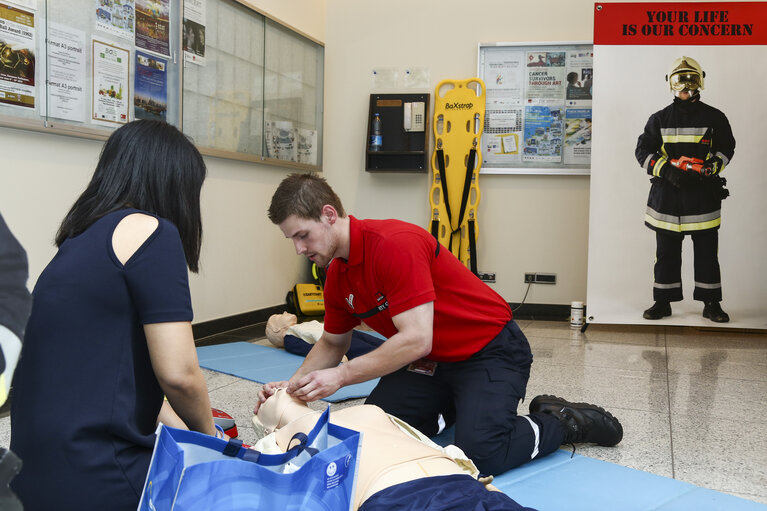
[134,49,167,121]
[522,103,563,163]
[92,39,129,125]
[135,0,170,57]
[526,51,566,101]
[0,3,35,109]
[42,22,86,121]
[563,108,591,165]
[183,0,205,65]
[94,0,135,41]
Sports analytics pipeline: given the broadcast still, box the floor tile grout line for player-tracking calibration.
[663,326,677,480]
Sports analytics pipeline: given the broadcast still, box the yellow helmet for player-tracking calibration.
[666,56,705,97]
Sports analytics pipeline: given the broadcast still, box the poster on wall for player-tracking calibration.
[587,2,767,329]
[0,3,35,109]
[42,22,87,122]
[94,0,135,41]
[183,0,205,66]
[134,50,167,121]
[92,39,130,126]
[135,0,170,57]
[478,43,592,174]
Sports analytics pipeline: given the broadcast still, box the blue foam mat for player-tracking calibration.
[196,342,379,402]
[433,427,766,511]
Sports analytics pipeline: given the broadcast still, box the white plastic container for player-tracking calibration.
[570,301,584,328]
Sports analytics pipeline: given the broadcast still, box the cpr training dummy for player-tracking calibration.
[266,312,384,360]
[252,388,536,511]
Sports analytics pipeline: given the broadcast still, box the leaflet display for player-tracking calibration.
[478,42,593,175]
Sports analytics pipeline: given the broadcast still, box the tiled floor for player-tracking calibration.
[1,320,765,505]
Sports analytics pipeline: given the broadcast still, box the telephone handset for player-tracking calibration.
[403,102,426,132]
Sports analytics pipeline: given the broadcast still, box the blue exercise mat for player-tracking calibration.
[196,342,379,402]
[433,427,766,511]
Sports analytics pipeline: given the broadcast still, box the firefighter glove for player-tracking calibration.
[662,164,684,188]
[703,156,724,176]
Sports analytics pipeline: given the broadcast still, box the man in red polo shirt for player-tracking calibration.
[257,173,622,475]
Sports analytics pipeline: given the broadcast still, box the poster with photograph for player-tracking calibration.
[522,103,563,163]
[563,108,591,165]
[526,51,566,101]
[42,22,86,121]
[134,50,167,121]
[135,0,170,57]
[94,0,135,41]
[587,1,767,329]
[92,39,129,125]
[0,3,35,109]
[183,0,205,65]
[565,49,593,102]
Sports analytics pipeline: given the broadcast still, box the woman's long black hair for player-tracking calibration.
[56,120,207,272]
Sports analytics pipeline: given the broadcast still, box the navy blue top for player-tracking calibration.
[11,209,193,511]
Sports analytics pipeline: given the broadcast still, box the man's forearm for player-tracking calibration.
[338,331,430,386]
[293,337,348,380]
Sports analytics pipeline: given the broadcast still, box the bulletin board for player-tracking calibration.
[477,41,593,175]
[0,0,324,170]
[0,0,182,138]
[182,3,324,167]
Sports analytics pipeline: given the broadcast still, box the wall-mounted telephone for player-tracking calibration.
[403,101,426,132]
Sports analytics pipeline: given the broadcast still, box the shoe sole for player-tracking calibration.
[529,394,624,446]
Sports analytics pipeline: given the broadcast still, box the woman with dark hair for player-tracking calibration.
[10,120,217,510]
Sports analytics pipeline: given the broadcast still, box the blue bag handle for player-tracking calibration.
[218,408,330,466]
[285,432,319,458]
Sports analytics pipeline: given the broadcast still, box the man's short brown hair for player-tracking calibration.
[268,173,346,224]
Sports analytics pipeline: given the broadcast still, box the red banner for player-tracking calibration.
[594,2,767,45]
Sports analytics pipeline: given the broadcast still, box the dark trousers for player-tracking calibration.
[365,320,563,476]
[653,229,722,303]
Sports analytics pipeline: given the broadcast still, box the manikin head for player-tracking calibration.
[252,388,317,438]
[666,56,705,100]
[265,312,298,348]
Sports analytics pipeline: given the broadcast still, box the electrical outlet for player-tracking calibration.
[478,271,496,283]
[524,273,557,284]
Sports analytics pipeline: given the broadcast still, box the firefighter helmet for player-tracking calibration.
[666,56,705,97]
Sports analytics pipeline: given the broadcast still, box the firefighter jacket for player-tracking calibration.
[635,96,735,234]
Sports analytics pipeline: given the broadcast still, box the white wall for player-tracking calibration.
[324,0,595,306]
[0,0,326,324]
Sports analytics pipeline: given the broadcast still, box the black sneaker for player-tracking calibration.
[703,302,730,323]
[529,395,623,447]
[643,301,671,320]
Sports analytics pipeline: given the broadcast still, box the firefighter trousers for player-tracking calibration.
[653,229,722,303]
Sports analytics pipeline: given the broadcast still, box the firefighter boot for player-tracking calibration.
[529,395,623,447]
[703,302,730,323]
[643,301,671,320]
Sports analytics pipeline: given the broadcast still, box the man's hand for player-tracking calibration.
[287,367,344,402]
[254,380,290,414]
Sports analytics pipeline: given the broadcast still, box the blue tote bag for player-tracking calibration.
[138,408,361,511]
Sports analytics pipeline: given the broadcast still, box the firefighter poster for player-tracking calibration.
[587,2,767,329]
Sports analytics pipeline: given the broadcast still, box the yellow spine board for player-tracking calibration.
[428,78,485,269]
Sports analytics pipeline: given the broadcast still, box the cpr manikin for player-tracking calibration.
[265,312,322,348]
[252,389,530,511]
